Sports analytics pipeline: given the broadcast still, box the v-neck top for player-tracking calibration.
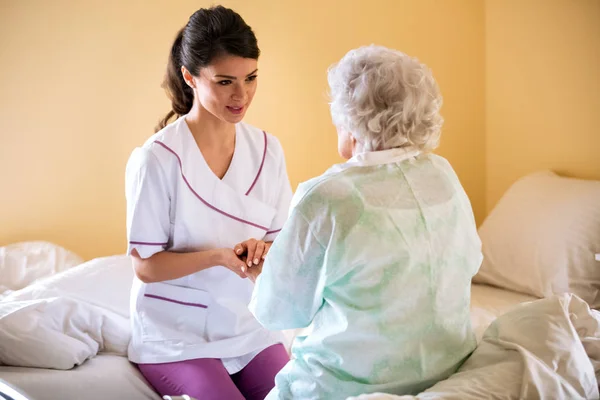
[182,118,241,184]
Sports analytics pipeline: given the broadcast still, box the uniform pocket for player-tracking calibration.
[139,282,211,343]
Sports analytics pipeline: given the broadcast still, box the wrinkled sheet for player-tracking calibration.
[0,296,129,369]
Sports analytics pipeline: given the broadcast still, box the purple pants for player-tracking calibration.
[137,344,289,400]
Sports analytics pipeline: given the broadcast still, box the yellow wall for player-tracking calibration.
[0,0,485,260]
[485,0,600,212]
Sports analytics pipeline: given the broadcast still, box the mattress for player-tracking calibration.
[470,283,538,341]
[0,353,161,400]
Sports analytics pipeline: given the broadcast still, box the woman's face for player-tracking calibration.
[185,55,258,124]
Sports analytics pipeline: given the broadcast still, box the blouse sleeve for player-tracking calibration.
[125,147,171,259]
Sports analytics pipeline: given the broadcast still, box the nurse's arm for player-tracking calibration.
[131,248,247,283]
[249,211,326,330]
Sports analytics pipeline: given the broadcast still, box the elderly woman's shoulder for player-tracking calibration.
[423,152,453,168]
[422,152,459,172]
[291,169,358,211]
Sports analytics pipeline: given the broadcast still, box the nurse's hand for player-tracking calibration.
[234,239,272,268]
[216,248,248,279]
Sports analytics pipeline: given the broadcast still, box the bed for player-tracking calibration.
[0,253,534,400]
[1,170,598,400]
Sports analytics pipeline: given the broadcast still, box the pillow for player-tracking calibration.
[474,171,600,307]
[0,241,84,295]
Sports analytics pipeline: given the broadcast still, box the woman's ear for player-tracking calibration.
[350,135,359,156]
[181,66,196,89]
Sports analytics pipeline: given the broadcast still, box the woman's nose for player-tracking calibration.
[231,83,246,102]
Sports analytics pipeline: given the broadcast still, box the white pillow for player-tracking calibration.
[0,241,84,295]
[474,171,600,307]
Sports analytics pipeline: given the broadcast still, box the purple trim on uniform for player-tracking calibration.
[144,294,208,309]
[245,131,268,196]
[154,141,269,231]
[129,241,168,246]
[266,228,282,235]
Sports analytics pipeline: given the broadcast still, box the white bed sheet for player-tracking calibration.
[469,283,538,341]
[0,353,161,400]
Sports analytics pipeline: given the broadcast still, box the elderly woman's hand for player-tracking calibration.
[244,260,263,283]
[234,239,272,270]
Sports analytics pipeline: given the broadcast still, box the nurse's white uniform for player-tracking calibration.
[125,116,292,373]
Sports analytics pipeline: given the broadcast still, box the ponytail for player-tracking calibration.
[155,28,194,132]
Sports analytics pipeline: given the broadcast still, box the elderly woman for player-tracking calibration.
[247,45,483,399]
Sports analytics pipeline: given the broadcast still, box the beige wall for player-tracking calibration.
[0,0,485,260]
[485,0,600,212]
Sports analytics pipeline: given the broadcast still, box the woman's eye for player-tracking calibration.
[218,80,232,86]
[246,75,258,82]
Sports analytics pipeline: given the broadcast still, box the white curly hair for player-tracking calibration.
[328,45,443,153]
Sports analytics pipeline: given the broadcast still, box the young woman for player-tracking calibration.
[124,6,292,400]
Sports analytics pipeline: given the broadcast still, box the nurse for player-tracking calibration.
[124,6,291,400]
[248,45,483,399]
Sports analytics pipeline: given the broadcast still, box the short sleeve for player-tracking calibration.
[263,140,293,242]
[125,147,171,259]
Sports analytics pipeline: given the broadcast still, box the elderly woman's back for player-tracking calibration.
[249,45,482,399]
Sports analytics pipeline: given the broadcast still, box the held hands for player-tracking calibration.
[217,248,249,279]
[235,239,272,268]
[244,262,262,283]
[217,239,271,281]
[234,239,272,283]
